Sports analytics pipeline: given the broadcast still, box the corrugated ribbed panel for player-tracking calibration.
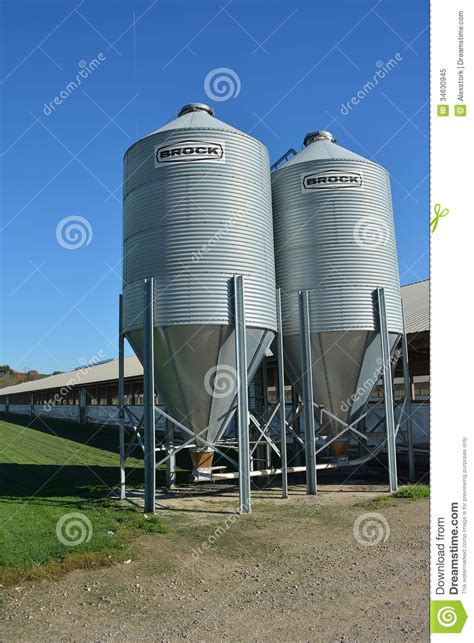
[272,158,403,334]
[123,128,276,331]
[400,280,429,333]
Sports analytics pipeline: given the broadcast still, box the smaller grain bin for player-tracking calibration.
[272,131,403,440]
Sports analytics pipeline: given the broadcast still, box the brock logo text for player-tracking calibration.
[302,171,363,190]
[155,140,225,165]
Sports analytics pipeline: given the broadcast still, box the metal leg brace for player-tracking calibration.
[276,289,289,499]
[234,275,251,513]
[377,287,398,492]
[401,300,415,482]
[299,290,317,495]
[143,278,156,513]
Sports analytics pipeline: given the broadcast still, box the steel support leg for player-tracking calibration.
[276,289,288,499]
[143,278,156,513]
[165,415,176,489]
[234,275,251,514]
[118,294,126,501]
[299,290,317,495]
[377,287,398,492]
[401,300,415,482]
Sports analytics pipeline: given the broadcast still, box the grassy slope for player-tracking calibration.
[0,415,173,584]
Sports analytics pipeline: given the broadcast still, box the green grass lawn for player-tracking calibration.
[0,414,184,585]
[392,484,430,499]
[359,483,430,508]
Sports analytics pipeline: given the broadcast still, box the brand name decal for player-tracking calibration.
[302,171,363,190]
[155,140,225,166]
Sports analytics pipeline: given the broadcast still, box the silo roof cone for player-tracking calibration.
[282,132,372,166]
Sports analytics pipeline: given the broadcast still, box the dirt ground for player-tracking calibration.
[0,483,429,642]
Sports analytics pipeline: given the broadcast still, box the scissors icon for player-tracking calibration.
[430,203,449,233]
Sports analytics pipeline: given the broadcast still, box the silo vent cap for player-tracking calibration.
[304,130,336,146]
[178,103,215,117]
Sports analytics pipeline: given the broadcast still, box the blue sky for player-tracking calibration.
[0,0,429,374]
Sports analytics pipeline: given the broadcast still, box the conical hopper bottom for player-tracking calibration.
[283,330,400,436]
[127,325,273,449]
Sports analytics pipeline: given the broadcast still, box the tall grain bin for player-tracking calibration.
[123,103,276,474]
[272,131,403,439]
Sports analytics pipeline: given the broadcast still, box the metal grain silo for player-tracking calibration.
[272,131,403,441]
[123,103,276,473]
